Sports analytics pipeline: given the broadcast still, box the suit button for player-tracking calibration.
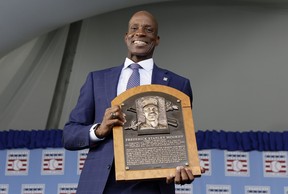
[107,165,111,169]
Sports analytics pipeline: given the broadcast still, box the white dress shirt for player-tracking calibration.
[117,57,153,95]
[90,58,154,142]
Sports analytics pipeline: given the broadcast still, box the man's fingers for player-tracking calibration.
[106,105,126,123]
[110,112,117,119]
[180,167,189,183]
[174,166,182,184]
[173,166,195,185]
[185,168,194,179]
[166,174,175,184]
[184,168,194,184]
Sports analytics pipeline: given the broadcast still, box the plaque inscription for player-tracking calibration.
[125,134,188,169]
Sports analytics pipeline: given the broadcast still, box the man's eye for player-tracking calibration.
[146,28,153,33]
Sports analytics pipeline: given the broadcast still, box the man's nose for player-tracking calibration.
[135,28,145,36]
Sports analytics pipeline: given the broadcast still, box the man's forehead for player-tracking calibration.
[129,18,155,26]
[144,104,158,108]
[129,13,157,26]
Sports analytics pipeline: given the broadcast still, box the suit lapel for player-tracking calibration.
[151,64,170,86]
[104,65,123,104]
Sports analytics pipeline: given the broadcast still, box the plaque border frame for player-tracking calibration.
[112,84,201,181]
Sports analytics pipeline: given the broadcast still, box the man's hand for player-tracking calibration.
[95,105,126,138]
[166,166,205,185]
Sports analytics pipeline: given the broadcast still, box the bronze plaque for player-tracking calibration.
[112,85,201,180]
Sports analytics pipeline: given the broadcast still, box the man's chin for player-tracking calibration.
[130,48,154,57]
[132,52,149,57]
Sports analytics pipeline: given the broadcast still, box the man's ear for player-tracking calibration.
[156,36,160,46]
[124,33,128,43]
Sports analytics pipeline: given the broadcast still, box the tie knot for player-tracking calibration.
[129,63,141,70]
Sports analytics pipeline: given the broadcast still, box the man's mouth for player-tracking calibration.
[133,40,148,46]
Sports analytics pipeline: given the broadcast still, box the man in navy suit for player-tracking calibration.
[63,10,198,194]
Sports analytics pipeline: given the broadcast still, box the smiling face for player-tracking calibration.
[143,104,159,122]
[125,11,160,62]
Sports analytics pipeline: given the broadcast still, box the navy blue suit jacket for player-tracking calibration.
[63,64,193,194]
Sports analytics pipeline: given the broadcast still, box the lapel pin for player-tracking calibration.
[163,77,168,81]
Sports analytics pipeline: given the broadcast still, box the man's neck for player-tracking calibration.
[128,56,152,63]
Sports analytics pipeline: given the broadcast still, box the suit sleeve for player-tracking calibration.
[182,79,193,108]
[62,72,96,150]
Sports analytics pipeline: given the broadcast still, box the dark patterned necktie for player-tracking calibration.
[126,63,141,90]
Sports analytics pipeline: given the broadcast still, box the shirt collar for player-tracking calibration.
[124,58,154,71]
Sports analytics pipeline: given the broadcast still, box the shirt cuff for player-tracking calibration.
[89,123,105,142]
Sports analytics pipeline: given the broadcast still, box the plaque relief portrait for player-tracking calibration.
[125,95,180,135]
[137,96,167,129]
